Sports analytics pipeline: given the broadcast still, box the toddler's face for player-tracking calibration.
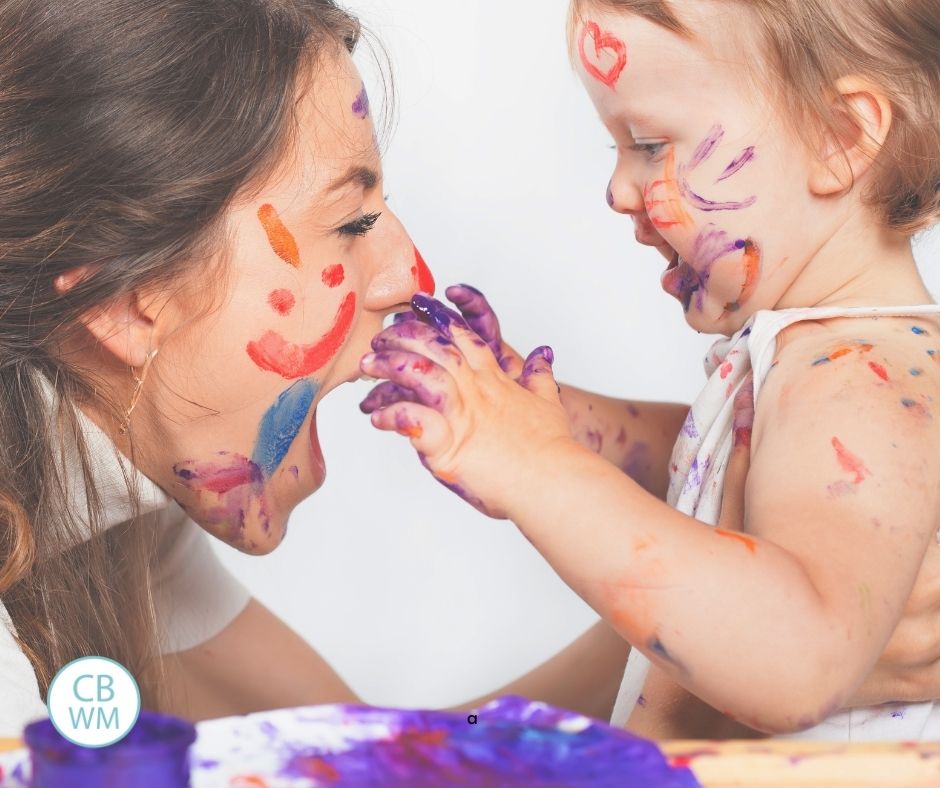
[572,4,827,335]
[140,50,429,554]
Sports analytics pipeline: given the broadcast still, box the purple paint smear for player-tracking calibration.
[196,697,700,787]
[678,124,757,212]
[352,84,370,119]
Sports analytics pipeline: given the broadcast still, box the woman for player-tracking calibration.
[1,0,939,737]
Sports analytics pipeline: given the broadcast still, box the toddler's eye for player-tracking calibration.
[630,142,666,158]
[338,211,382,237]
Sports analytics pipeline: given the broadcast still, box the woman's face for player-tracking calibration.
[571,5,841,335]
[134,50,430,554]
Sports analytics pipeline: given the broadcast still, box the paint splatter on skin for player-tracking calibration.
[868,361,889,382]
[648,638,689,675]
[173,452,270,542]
[663,224,760,314]
[677,125,758,212]
[832,437,871,484]
[268,289,296,316]
[721,240,762,314]
[644,149,694,230]
[715,528,757,554]
[247,292,357,379]
[585,429,604,454]
[321,264,345,288]
[811,341,873,366]
[913,326,930,336]
[901,398,932,419]
[910,368,924,376]
[621,441,653,490]
[251,379,319,477]
[351,84,370,119]
[578,21,628,89]
[715,147,756,183]
[257,204,301,268]
[411,247,436,295]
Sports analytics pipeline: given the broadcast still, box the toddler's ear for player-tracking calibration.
[808,75,893,197]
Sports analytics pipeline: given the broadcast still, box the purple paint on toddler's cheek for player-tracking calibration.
[715,146,756,183]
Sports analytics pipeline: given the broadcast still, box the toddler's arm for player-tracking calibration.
[361,301,940,733]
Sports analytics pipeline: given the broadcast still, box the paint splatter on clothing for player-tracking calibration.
[610,303,940,741]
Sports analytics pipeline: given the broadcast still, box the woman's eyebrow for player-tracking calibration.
[326,165,379,193]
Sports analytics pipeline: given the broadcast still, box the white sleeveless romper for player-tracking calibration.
[610,303,940,740]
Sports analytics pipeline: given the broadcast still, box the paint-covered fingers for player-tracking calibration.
[519,346,562,403]
[445,284,525,376]
[717,372,755,532]
[359,381,419,414]
[411,293,500,372]
[368,402,451,456]
[370,319,463,370]
[359,350,457,414]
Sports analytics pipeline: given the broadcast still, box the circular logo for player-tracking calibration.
[46,656,141,747]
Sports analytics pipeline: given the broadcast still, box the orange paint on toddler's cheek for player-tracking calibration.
[643,149,694,230]
[258,204,301,268]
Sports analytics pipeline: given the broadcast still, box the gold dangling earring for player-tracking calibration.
[119,348,159,435]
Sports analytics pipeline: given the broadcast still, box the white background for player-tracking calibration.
[211,0,940,709]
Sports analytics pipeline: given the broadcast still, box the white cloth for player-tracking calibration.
[610,303,940,740]
[0,376,251,737]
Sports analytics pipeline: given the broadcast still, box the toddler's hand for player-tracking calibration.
[359,293,571,519]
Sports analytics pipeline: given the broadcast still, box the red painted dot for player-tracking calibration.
[321,264,345,288]
[719,361,733,379]
[268,289,296,316]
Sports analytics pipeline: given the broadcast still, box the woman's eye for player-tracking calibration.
[338,211,382,237]
[629,142,666,158]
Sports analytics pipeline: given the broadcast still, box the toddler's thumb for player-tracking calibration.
[520,345,558,399]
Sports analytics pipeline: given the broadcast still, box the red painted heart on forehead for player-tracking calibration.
[578,21,628,90]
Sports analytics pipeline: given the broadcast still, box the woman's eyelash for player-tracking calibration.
[338,211,382,237]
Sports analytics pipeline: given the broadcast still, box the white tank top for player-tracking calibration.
[610,303,940,740]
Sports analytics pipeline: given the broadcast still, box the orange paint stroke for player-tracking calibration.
[258,204,301,268]
[715,528,758,554]
[832,437,870,484]
[399,424,424,439]
[247,292,356,379]
[644,149,694,230]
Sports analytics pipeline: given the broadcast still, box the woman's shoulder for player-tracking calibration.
[0,600,48,737]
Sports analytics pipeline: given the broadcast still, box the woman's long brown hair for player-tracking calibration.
[0,0,362,715]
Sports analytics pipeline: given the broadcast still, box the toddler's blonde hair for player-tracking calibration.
[571,0,940,237]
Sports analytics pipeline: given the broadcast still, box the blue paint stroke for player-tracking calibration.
[252,379,319,477]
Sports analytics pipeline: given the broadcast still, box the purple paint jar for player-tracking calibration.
[23,709,195,788]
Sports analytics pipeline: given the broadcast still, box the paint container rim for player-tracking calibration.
[23,708,196,766]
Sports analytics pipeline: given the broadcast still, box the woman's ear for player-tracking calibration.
[808,75,893,197]
[53,265,172,368]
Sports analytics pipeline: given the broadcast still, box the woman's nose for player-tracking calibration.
[362,209,434,314]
